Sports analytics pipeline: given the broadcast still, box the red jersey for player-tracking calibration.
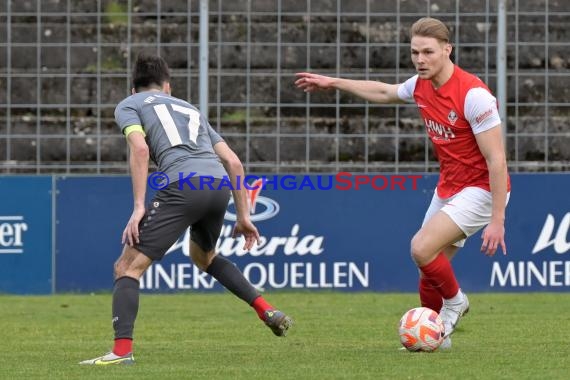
[398,65,511,198]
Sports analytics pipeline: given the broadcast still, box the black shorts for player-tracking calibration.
[134,177,230,261]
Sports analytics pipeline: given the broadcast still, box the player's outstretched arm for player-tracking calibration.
[295,72,404,104]
[214,141,260,250]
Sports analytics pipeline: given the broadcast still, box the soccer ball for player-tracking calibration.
[398,307,444,352]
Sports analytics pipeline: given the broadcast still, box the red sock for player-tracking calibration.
[251,296,274,320]
[419,252,459,300]
[419,276,443,312]
[113,338,133,356]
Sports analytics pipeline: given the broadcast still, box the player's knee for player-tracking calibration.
[113,259,126,279]
[193,257,212,271]
[190,250,215,271]
[189,240,216,271]
[189,250,203,269]
[191,256,204,271]
[410,234,429,265]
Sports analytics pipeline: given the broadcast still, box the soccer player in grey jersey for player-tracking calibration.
[80,53,292,366]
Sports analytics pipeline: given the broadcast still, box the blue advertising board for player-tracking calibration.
[460,173,570,292]
[138,174,431,293]
[54,173,570,293]
[0,176,53,294]
[55,177,135,292]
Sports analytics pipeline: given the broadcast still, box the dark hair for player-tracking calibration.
[410,17,450,43]
[132,53,171,92]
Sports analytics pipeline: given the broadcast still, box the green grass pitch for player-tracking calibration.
[1,292,569,379]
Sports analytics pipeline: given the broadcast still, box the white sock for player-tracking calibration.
[446,288,464,304]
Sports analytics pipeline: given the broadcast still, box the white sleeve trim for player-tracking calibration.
[464,87,502,134]
[397,75,418,103]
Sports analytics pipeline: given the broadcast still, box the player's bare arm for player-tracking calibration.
[213,141,260,250]
[294,72,404,104]
[475,125,509,257]
[123,130,149,247]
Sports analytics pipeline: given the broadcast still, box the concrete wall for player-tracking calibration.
[1,0,568,171]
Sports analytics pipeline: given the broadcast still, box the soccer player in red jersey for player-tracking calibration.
[295,17,510,348]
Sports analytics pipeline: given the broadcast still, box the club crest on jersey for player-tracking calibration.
[447,110,458,125]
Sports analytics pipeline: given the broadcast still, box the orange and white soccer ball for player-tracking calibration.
[398,307,445,352]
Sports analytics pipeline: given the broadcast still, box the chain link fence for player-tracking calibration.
[1,0,569,174]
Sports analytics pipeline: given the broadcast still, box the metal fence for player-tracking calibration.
[1,0,569,174]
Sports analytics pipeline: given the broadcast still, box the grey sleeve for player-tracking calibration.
[207,123,225,146]
[114,97,142,134]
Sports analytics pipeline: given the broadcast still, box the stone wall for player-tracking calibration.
[1,0,569,172]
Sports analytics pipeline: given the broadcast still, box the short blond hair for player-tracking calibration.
[410,17,450,43]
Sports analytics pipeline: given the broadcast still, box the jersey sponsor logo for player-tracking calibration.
[475,107,495,124]
[0,216,28,254]
[447,110,458,125]
[424,118,456,141]
[224,178,280,222]
[144,96,156,103]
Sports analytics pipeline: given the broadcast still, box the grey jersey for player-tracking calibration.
[115,91,227,181]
